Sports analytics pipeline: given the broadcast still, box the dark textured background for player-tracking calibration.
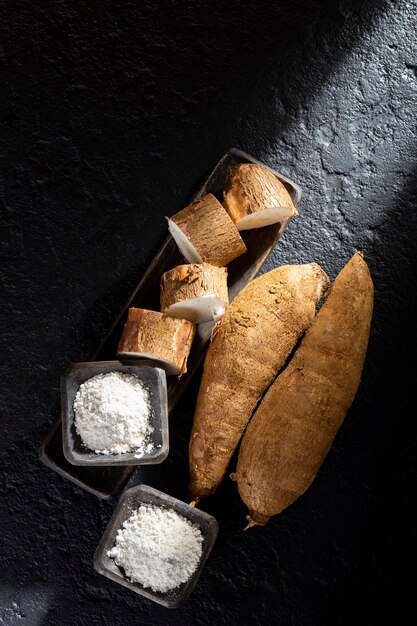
[1,1,417,624]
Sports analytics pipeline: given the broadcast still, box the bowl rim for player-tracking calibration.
[61,360,169,466]
[93,484,219,608]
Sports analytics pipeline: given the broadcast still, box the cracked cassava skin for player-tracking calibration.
[160,263,228,314]
[189,263,330,502]
[117,307,196,375]
[235,252,374,527]
[168,193,247,267]
[223,163,298,229]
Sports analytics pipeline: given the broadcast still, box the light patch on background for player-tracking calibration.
[0,584,55,626]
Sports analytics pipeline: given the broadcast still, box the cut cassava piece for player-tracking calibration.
[167,193,247,267]
[234,252,374,529]
[188,263,330,503]
[160,263,229,324]
[117,308,196,376]
[223,163,298,231]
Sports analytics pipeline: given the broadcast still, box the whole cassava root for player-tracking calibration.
[233,252,374,528]
[189,263,330,503]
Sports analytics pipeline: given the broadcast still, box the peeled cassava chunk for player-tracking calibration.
[167,193,247,267]
[117,308,196,375]
[160,263,228,324]
[223,163,298,231]
[188,263,330,503]
[234,252,374,528]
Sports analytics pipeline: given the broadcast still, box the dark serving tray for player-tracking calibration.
[39,148,303,499]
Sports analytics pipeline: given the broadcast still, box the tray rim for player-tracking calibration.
[39,146,303,498]
[94,147,302,360]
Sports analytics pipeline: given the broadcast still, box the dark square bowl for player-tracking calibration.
[61,361,168,466]
[93,484,219,608]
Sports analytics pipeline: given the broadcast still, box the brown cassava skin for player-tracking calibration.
[117,307,196,374]
[189,263,330,502]
[223,164,298,226]
[160,263,228,312]
[234,252,374,527]
[168,193,247,267]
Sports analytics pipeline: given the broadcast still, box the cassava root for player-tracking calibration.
[117,307,196,375]
[234,252,374,528]
[167,193,247,267]
[189,262,330,502]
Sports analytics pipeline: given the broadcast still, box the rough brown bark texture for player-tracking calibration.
[235,252,374,527]
[168,193,247,267]
[189,263,330,502]
[223,163,298,227]
[160,263,228,313]
[117,307,196,374]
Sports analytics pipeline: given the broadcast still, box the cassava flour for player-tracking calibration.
[108,504,204,592]
[73,371,154,455]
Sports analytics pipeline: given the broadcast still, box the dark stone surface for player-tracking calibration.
[1,1,416,624]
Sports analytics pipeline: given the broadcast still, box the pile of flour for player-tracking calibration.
[108,504,203,592]
[73,371,154,455]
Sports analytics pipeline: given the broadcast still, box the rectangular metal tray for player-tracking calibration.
[39,147,302,499]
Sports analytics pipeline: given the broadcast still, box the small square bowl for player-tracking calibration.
[93,484,219,608]
[61,360,168,466]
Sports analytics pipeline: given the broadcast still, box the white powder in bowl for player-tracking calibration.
[107,504,204,593]
[73,371,153,455]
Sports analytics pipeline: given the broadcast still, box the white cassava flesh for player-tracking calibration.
[223,163,298,231]
[167,193,247,267]
[160,263,228,324]
[167,219,203,264]
[188,263,330,502]
[163,295,225,324]
[236,205,295,230]
[117,308,196,376]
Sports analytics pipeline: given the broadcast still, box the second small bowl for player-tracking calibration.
[94,484,219,607]
[61,360,168,466]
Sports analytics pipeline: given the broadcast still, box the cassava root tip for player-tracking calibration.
[244,512,270,530]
